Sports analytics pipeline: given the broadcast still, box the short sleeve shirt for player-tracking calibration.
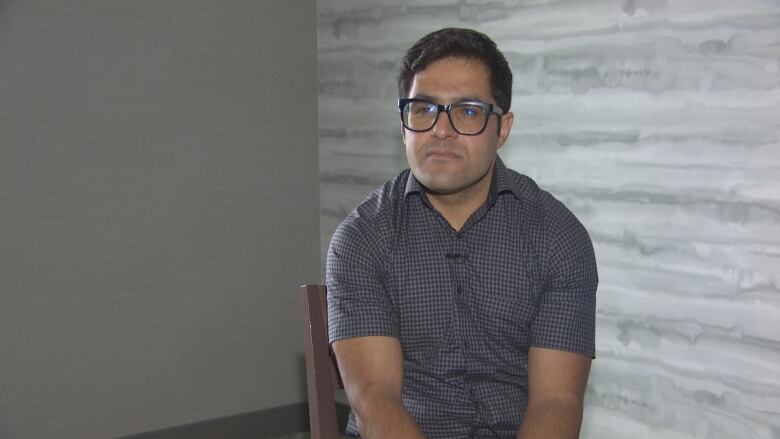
[326,157,598,439]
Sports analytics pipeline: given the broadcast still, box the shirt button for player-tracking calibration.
[456,286,463,294]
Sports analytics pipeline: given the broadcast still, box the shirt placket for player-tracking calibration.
[446,232,470,351]
[446,230,493,433]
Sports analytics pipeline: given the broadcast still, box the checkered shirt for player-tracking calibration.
[326,157,598,439]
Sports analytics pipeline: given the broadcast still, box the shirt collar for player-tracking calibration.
[404,155,522,203]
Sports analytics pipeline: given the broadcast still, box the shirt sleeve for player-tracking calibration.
[326,213,399,345]
[530,212,598,358]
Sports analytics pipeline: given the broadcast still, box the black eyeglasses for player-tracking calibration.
[398,98,504,136]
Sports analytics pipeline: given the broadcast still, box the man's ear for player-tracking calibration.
[497,112,514,149]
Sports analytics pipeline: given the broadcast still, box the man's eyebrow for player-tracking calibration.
[453,96,484,103]
[410,94,436,101]
[410,94,486,103]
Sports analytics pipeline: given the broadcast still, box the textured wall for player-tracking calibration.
[318,1,780,438]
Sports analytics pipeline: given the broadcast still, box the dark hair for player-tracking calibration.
[398,28,512,113]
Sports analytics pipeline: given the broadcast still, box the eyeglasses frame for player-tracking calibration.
[398,98,505,136]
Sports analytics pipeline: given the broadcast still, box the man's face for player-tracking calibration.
[404,57,513,197]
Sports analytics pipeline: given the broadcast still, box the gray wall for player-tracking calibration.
[319,2,780,438]
[0,1,318,438]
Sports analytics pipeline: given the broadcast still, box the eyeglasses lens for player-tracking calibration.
[451,104,487,134]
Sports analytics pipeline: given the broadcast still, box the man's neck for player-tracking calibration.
[426,166,495,232]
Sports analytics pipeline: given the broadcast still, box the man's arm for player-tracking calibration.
[516,347,592,439]
[332,335,426,439]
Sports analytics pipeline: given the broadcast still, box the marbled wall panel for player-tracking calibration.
[319,1,780,437]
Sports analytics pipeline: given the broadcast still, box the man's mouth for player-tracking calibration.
[426,149,460,160]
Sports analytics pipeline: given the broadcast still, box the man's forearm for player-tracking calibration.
[516,397,584,439]
[352,394,426,439]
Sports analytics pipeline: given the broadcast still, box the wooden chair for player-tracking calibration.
[300,284,344,439]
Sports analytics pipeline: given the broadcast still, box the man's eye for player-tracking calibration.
[460,105,481,117]
[414,104,437,115]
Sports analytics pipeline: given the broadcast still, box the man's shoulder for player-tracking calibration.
[355,169,410,220]
[332,169,410,242]
[503,165,591,243]
[502,167,562,215]
[502,165,595,282]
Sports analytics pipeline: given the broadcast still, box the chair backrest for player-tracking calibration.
[300,284,344,439]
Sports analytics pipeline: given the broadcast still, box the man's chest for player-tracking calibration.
[383,210,543,363]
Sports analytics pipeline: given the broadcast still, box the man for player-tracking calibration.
[326,28,597,439]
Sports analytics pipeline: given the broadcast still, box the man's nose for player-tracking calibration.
[431,110,457,138]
